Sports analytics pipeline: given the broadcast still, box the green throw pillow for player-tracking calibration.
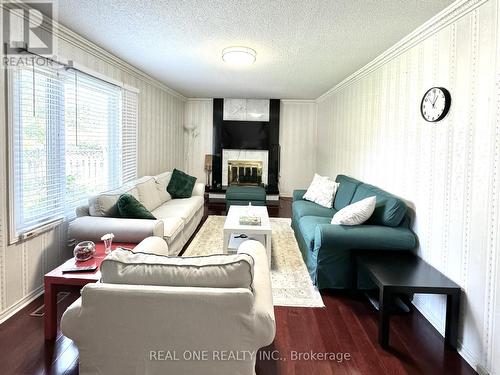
[117,194,156,220]
[167,168,197,198]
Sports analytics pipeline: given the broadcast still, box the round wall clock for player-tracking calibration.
[420,87,451,122]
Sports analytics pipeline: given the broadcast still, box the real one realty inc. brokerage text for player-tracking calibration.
[149,350,352,363]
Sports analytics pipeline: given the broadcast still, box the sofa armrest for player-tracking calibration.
[132,236,169,256]
[238,240,276,346]
[192,182,205,197]
[293,189,307,202]
[68,216,164,245]
[60,298,83,342]
[315,224,417,251]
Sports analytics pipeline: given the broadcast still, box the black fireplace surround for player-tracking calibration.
[211,98,280,195]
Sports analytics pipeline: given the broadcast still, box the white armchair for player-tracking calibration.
[61,239,275,375]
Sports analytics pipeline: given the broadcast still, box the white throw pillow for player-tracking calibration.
[303,174,339,208]
[331,196,376,225]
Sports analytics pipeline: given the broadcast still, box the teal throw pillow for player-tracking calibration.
[167,169,197,199]
[117,194,156,220]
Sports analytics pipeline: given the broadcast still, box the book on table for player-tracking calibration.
[239,216,261,226]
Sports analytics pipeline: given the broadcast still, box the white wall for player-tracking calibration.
[0,19,185,321]
[279,101,317,196]
[184,99,213,183]
[184,99,317,196]
[315,0,500,373]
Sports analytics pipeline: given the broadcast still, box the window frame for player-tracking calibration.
[6,60,139,244]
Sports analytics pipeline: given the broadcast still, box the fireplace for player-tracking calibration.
[212,98,280,194]
[222,149,269,187]
[228,160,263,186]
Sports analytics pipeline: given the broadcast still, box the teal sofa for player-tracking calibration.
[292,175,417,289]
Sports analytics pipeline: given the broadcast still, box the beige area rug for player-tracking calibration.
[183,216,324,308]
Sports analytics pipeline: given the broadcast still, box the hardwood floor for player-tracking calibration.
[0,198,475,375]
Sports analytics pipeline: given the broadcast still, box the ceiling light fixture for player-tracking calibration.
[222,46,256,65]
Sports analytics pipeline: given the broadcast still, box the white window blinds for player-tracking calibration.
[122,89,138,183]
[10,65,66,232]
[9,62,138,240]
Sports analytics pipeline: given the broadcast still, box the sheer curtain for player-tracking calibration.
[9,63,138,241]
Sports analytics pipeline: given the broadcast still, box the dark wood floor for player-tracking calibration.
[0,198,476,375]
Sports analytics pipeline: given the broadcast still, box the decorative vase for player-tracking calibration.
[101,233,114,255]
[74,241,96,262]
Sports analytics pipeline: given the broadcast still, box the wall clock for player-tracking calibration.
[420,87,451,122]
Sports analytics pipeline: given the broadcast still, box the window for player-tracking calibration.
[8,61,138,241]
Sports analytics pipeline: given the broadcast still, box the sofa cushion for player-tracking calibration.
[292,199,336,221]
[88,186,139,217]
[334,175,362,210]
[167,169,197,199]
[136,177,163,211]
[101,249,255,290]
[351,183,407,227]
[117,194,156,220]
[298,216,332,250]
[161,217,185,241]
[154,171,172,203]
[151,196,204,222]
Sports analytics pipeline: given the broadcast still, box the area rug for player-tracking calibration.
[183,215,324,308]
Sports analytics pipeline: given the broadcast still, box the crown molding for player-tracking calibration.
[316,0,487,102]
[281,99,317,104]
[1,1,186,101]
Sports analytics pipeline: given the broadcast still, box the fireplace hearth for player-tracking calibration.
[228,160,263,186]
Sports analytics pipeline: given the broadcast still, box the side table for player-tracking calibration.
[44,242,135,340]
[355,253,461,350]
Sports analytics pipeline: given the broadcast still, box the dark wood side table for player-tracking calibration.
[355,253,461,350]
[44,242,136,340]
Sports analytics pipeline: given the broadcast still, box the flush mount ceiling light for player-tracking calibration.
[222,46,256,65]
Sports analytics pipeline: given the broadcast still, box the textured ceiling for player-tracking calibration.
[54,0,454,99]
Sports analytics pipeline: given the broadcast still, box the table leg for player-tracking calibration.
[378,286,391,348]
[44,280,58,340]
[223,230,230,254]
[445,291,460,349]
[265,233,271,267]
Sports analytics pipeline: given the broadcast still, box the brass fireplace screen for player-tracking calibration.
[227,160,263,186]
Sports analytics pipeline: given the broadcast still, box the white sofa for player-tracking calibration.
[61,238,276,375]
[68,171,205,255]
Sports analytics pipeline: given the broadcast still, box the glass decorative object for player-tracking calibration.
[101,233,115,255]
[74,241,96,262]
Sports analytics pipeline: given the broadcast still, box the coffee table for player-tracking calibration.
[223,205,272,265]
[44,242,136,340]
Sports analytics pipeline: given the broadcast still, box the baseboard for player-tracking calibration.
[0,286,44,325]
[412,298,483,373]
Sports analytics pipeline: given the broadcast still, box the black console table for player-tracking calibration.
[355,253,461,350]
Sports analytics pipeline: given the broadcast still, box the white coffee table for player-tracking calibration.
[223,205,272,265]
